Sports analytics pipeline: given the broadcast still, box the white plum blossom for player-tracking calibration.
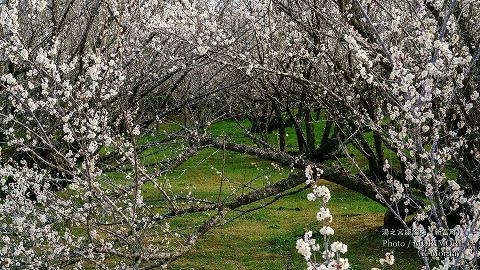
[319,226,334,237]
[330,241,348,254]
[327,258,350,270]
[296,230,315,260]
[379,252,395,266]
[317,207,333,223]
[313,185,331,202]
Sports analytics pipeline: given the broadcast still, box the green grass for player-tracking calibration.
[108,117,424,269]
[135,116,421,269]
[166,162,421,270]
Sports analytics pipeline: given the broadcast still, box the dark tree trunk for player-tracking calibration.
[373,131,386,179]
[319,114,337,157]
[271,99,286,152]
[305,109,315,155]
[286,106,306,153]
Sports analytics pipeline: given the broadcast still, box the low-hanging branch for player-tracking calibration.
[198,136,423,213]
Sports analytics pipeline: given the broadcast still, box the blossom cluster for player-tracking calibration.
[297,166,349,269]
[297,166,395,270]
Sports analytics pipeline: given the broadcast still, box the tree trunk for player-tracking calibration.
[286,106,306,153]
[305,109,315,155]
[271,99,286,151]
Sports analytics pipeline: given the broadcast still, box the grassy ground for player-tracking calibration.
[160,147,421,270]
[130,117,423,269]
